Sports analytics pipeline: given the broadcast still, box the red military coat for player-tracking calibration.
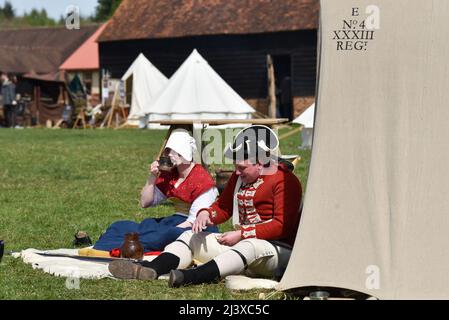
[204,164,302,247]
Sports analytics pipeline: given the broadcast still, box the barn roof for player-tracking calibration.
[60,24,107,71]
[98,0,319,42]
[0,25,99,74]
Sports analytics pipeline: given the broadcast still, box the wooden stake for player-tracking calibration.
[267,55,277,118]
[156,127,174,161]
[107,83,120,128]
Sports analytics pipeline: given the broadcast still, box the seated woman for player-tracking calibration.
[93,129,219,253]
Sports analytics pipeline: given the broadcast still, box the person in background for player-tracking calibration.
[1,72,16,128]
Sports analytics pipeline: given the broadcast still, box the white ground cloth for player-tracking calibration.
[13,248,280,290]
[13,248,155,279]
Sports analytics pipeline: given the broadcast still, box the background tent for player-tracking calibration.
[279,0,449,299]
[68,74,87,97]
[147,49,255,124]
[293,103,315,149]
[121,53,168,127]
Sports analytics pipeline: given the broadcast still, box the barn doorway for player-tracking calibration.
[272,55,293,120]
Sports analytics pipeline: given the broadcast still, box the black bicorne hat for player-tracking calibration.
[224,125,279,164]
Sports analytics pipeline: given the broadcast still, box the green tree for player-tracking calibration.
[2,1,15,19]
[23,8,56,26]
[94,0,122,22]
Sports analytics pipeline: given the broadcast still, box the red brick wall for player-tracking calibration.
[293,96,315,118]
[246,96,315,118]
[245,98,269,116]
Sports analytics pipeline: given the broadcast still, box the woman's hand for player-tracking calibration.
[141,161,160,207]
[150,161,160,177]
[192,210,213,233]
[216,231,242,246]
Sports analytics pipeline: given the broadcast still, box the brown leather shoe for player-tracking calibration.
[108,260,157,280]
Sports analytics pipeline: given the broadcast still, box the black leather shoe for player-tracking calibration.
[73,231,92,247]
[168,269,185,288]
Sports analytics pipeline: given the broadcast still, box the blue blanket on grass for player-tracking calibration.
[93,214,218,252]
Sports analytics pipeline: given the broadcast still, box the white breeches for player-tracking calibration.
[164,231,292,278]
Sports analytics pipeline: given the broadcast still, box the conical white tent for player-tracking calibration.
[293,103,315,149]
[279,0,449,299]
[121,53,168,126]
[147,49,255,122]
[293,103,315,128]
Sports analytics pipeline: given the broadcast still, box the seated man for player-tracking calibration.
[93,129,218,253]
[108,125,302,287]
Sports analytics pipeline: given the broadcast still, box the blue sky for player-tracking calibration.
[0,0,97,19]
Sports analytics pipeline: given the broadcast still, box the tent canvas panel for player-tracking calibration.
[279,0,449,299]
[293,103,315,128]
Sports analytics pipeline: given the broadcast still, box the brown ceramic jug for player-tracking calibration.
[120,232,144,260]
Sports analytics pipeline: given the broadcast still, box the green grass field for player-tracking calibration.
[0,127,310,300]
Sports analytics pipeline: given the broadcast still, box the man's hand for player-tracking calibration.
[192,210,213,233]
[216,230,242,246]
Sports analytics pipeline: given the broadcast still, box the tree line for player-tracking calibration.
[0,0,122,28]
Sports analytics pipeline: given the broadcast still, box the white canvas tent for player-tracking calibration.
[279,0,449,299]
[146,49,255,124]
[293,103,315,149]
[121,53,168,127]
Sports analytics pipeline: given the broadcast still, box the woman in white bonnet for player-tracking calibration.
[93,129,219,254]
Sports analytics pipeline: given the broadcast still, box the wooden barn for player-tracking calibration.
[98,0,319,119]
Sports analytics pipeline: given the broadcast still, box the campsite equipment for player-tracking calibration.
[120,233,144,260]
[0,240,4,263]
[158,155,174,172]
[215,169,234,193]
[73,231,93,247]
